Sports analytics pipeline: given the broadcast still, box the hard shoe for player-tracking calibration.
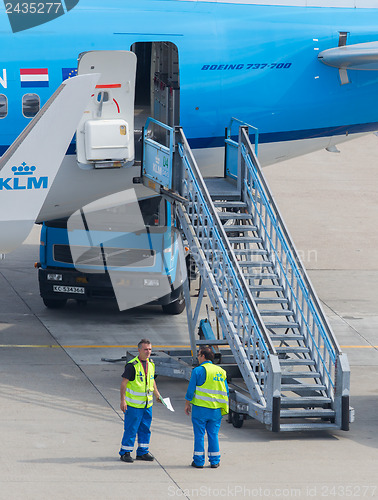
[136,452,154,461]
[120,452,134,463]
[191,461,203,469]
[210,462,220,468]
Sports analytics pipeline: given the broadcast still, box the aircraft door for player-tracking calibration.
[76,51,136,168]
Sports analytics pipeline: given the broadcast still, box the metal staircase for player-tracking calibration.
[141,118,351,432]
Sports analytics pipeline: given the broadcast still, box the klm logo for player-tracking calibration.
[213,374,224,382]
[0,162,48,190]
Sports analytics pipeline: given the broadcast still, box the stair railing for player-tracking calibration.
[175,126,281,424]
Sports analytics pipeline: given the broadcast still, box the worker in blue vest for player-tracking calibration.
[185,346,229,468]
[119,338,162,463]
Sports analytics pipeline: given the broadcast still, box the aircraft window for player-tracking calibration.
[22,93,40,118]
[0,94,7,118]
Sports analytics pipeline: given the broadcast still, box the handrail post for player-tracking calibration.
[238,126,248,200]
[173,126,185,196]
[265,355,281,431]
[335,353,351,430]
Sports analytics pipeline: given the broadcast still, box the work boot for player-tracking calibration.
[191,461,203,469]
[210,462,220,468]
[120,452,134,463]
[136,452,154,461]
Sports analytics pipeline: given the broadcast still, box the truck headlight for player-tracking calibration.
[143,279,160,287]
[47,273,63,281]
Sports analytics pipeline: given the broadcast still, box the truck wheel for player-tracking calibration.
[230,410,244,428]
[161,294,185,315]
[42,298,67,309]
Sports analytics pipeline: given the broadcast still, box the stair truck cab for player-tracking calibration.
[36,195,186,314]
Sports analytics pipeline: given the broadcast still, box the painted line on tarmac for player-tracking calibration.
[341,345,378,349]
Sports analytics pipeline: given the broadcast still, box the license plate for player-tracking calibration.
[53,285,85,294]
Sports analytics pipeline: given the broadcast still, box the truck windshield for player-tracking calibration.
[44,195,164,230]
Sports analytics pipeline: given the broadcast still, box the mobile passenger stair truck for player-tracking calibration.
[140,117,353,432]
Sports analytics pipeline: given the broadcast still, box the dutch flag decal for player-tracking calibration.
[20,68,49,88]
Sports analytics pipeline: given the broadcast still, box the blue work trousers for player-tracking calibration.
[119,405,152,457]
[191,405,222,466]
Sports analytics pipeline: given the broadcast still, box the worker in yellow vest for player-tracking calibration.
[185,346,229,468]
[119,339,162,463]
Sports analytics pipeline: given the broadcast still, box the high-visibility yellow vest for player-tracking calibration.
[125,356,155,409]
[191,362,229,415]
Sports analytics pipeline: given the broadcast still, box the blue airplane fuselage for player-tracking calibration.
[1,0,378,218]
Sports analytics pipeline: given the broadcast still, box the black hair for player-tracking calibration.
[199,346,214,361]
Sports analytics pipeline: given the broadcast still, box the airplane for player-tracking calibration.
[1,0,378,253]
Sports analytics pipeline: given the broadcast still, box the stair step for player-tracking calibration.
[218,212,251,220]
[279,423,339,432]
[254,297,288,304]
[235,249,268,256]
[280,408,335,418]
[259,310,293,316]
[270,334,304,341]
[265,322,300,329]
[223,225,257,232]
[213,201,247,208]
[279,359,316,366]
[243,273,278,280]
[250,285,283,292]
[281,396,332,407]
[239,261,273,268]
[281,384,326,392]
[276,346,309,353]
[281,371,321,378]
[229,237,262,244]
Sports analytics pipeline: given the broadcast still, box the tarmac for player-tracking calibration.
[1,134,378,500]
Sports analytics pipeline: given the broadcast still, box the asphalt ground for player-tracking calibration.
[1,134,378,499]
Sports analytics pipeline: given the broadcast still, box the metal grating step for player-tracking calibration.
[281,383,326,392]
[218,212,251,220]
[270,333,304,341]
[254,297,288,304]
[265,322,300,329]
[281,396,332,406]
[250,285,283,292]
[243,272,278,280]
[259,310,294,316]
[239,261,273,268]
[236,249,268,256]
[279,359,316,366]
[223,225,258,232]
[280,408,335,418]
[279,423,339,432]
[281,371,321,378]
[276,346,309,353]
[213,201,247,208]
[229,236,262,244]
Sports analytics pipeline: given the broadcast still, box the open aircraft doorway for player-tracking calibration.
[131,41,180,161]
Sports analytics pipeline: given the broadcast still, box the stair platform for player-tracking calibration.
[204,177,240,200]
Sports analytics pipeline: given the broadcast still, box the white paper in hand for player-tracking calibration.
[160,396,175,412]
